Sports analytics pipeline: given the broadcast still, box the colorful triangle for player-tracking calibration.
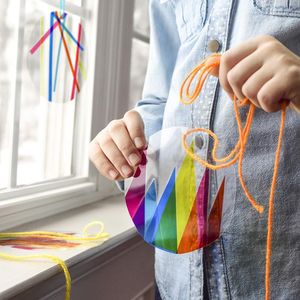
[154,181,177,253]
[125,158,147,219]
[144,179,157,232]
[197,169,209,248]
[177,169,210,253]
[144,168,176,243]
[176,142,196,247]
[207,177,225,244]
[132,197,145,236]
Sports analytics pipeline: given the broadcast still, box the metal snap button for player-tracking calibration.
[195,134,204,149]
[208,39,221,53]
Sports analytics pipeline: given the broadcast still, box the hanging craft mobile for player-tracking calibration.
[28,0,87,102]
[125,127,228,254]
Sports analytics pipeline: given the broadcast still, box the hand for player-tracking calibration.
[210,35,300,112]
[89,110,146,180]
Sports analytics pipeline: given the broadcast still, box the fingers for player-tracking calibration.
[215,35,300,112]
[241,67,274,108]
[257,76,285,113]
[89,141,121,180]
[226,52,264,101]
[97,132,134,178]
[219,39,259,96]
[123,110,147,149]
[107,119,142,167]
[89,110,146,181]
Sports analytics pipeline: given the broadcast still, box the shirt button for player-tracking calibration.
[195,135,204,149]
[208,39,221,52]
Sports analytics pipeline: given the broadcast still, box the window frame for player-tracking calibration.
[0,0,135,230]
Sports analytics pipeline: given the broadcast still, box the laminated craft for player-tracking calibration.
[27,2,87,103]
[125,127,230,254]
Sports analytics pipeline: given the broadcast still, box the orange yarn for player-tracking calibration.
[180,53,286,300]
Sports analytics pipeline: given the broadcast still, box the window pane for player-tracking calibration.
[16,0,88,186]
[0,1,20,190]
[134,0,150,38]
[129,38,149,109]
[69,0,82,6]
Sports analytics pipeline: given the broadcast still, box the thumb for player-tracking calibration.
[207,56,220,77]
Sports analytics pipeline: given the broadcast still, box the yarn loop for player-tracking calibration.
[180,53,286,300]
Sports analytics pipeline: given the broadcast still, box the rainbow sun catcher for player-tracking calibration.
[125,127,227,254]
[28,5,87,103]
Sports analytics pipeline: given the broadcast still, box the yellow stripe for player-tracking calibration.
[176,142,196,247]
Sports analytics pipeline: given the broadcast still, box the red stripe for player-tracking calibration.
[54,12,80,93]
[71,23,82,100]
[30,13,66,55]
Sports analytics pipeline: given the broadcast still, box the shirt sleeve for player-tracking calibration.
[117,0,180,191]
[134,0,181,139]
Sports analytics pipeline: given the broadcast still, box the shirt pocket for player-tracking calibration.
[169,0,207,43]
[253,0,300,18]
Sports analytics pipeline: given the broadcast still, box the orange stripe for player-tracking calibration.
[54,12,80,92]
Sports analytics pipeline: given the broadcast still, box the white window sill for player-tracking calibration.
[0,194,139,299]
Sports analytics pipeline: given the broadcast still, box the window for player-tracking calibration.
[1,0,93,189]
[0,0,151,230]
[0,0,101,229]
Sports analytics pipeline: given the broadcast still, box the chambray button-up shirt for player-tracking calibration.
[133,0,300,299]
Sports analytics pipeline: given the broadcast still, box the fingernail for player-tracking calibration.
[109,170,118,179]
[121,165,132,177]
[128,153,140,166]
[134,137,144,149]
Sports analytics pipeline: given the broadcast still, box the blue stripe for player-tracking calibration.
[144,169,176,243]
[144,179,157,234]
[53,13,84,51]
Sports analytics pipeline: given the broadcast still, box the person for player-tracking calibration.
[89,0,300,299]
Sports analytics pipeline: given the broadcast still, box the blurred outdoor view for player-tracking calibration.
[0,1,20,189]
[0,0,150,191]
[0,0,81,190]
[130,0,150,108]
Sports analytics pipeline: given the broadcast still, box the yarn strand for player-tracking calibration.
[0,221,109,300]
[180,53,286,300]
[265,102,286,300]
[0,253,71,300]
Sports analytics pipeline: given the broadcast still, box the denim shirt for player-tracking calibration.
[134,0,300,299]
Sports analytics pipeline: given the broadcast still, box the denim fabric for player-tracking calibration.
[134,0,300,299]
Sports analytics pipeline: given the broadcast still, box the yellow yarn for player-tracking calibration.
[0,221,109,300]
[0,253,72,300]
